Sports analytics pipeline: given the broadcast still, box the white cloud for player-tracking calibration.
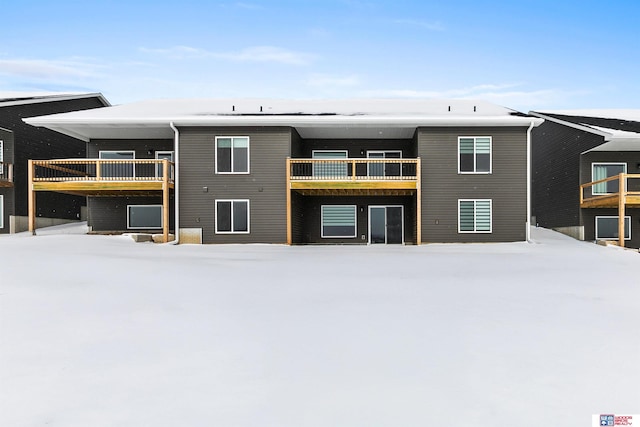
[393,19,445,31]
[0,58,102,79]
[140,45,315,65]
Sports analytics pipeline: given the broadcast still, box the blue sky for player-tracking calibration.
[1,0,638,111]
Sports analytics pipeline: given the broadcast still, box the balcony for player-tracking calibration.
[0,162,13,187]
[30,159,174,196]
[580,173,640,209]
[28,159,174,242]
[287,158,420,196]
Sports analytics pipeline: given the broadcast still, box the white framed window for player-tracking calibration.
[215,137,249,174]
[367,150,402,177]
[458,136,492,173]
[321,205,357,238]
[0,195,4,229]
[127,205,162,229]
[312,150,348,177]
[595,216,631,240]
[592,163,627,195]
[458,199,492,233]
[155,151,174,178]
[99,150,135,178]
[215,200,250,234]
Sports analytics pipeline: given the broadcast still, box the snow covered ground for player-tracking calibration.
[1,225,638,427]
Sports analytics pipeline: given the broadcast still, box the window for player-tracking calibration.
[312,150,348,177]
[216,137,249,173]
[215,200,249,233]
[592,163,626,195]
[367,150,402,177]
[322,205,357,238]
[459,199,492,233]
[595,216,631,240]
[155,151,174,178]
[99,150,135,178]
[127,205,162,229]
[459,137,491,173]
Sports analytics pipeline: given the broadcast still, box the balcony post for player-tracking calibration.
[618,173,626,248]
[351,159,356,181]
[286,158,292,245]
[96,160,101,181]
[28,160,36,235]
[162,159,170,243]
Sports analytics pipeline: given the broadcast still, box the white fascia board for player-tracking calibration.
[1,93,110,108]
[529,111,613,138]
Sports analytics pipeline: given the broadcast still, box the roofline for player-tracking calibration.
[529,111,612,138]
[0,125,13,133]
[0,92,110,108]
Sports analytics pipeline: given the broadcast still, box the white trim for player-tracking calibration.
[127,204,163,230]
[526,121,534,242]
[458,136,492,174]
[215,199,250,234]
[458,199,493,233]
[595,216,631,240]
[215,136,250,174]
[591,162,627,195]
[368,205,404,244]
[0,195,3,229]
[321,205,357,238]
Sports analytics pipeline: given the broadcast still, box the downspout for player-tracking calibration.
[169,122,180,244]
[526,120,535,242]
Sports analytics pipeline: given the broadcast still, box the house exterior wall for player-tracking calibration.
[86,139,174,232]
[0,128,15,233]
[531,119,605,228]
[2,96,106,219]
[296,138,416,158]
[178,126,291,244]
[419,126,529,242]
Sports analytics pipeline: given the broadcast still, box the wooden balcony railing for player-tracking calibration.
[0,162,13,187]
[31,159,174,183]
[288,158,420,188]
[580,173,640,208]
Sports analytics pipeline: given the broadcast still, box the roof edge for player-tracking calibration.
[0,92,110,108]
[529,111,612,138]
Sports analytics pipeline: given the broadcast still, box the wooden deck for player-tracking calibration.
[285,157,422,244]
[580,173,640,247]
[0,162,13,187]
[28,159,175,242]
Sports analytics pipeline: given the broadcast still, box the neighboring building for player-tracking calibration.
[25,98,541,244]
[530,109,640,248]
[0,92,110,233]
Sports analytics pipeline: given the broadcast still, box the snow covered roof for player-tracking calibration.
[0,91,110,108]
[535,109,640,123]
[24,98,542,141]
[580,125,640,152]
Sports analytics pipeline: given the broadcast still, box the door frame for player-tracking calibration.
[368,205,404,244]
[366,150,402,177]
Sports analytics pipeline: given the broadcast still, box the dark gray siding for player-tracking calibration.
[419,127,528,242]
[0,128,14,233]
[582,208,640,249]
[531,120,605,228]
[293,195,416,244]
[86,139,174,232]
[2,96,107,218]
[179,126,290,244]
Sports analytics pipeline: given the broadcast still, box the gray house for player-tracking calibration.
[25,98,541,244]
[530,109,640,248]
[0,92,109,233]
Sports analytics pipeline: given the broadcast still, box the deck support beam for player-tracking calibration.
[28,160,36,235]
[618,173,626,248]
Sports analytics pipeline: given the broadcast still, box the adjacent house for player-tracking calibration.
[530,109,640,248]
[24,98,541,244]
[0,92,110,233]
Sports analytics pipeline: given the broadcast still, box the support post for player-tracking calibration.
[286,158,292,245]
[28,160,36,235]
[618,173,626,248]
[416,158,421,245]
[162,159,170,243]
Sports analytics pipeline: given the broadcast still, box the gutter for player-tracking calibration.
[169,122,180,244]
[527,120,534,242]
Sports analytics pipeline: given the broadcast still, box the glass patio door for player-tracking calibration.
[369,206,403,244]
[367,151,402,177]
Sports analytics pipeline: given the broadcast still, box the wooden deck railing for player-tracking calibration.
[31,159,175,182]
[579,173,640,206]
[0,162,13,186]
[288,158,419,181]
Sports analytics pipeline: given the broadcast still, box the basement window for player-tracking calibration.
[127,205,162,229]
[595,216,631,240]
[321,205,356,238]
[215,200,249,233]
